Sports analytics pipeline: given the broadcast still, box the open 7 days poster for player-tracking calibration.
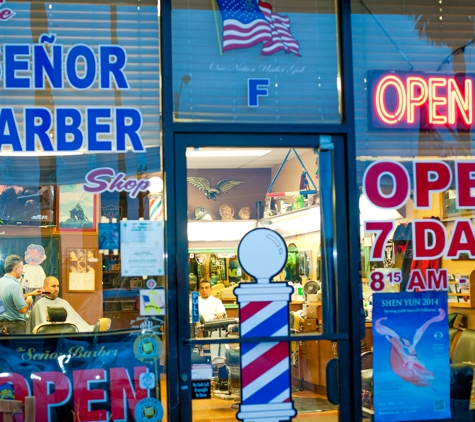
[373,291,450,421]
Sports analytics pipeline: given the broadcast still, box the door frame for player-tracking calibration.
[166,133,362,421]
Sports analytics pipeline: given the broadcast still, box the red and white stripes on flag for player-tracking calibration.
[258,0,300,56]
[219,0,300,56]
[222,17,272,52]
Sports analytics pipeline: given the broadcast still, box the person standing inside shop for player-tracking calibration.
[198,279,226,321]
[0,254,42,334]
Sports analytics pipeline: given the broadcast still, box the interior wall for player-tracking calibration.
[187,168,271,221]
[60,235,102,325]
[269,149,320,194]
[269,150,320,284]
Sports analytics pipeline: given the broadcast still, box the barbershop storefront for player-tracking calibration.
[1,1,475,422]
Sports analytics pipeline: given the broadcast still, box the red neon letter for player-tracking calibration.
[363,161,410,208]
[448,78,473,125]
[456,162,475,208]
[364,221,395,261]
[413,161,452,209]
[446,219,475,259]
[33,371,71,421]
[429,77,448,124]
[110,367,148,420]
[375,75,406,124]
[413,219,446,259]
[407,77,428,123]
[73,369,108,421]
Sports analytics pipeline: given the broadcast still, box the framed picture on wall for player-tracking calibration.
[441,190,475,221]
[67,249,96,292]
[54,184,98,234]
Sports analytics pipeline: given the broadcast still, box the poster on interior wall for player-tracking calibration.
[372,291,450,421]
[0,331,162,422]
[55,184,97,234]
[67,249,96,292]
[120,220,165,276]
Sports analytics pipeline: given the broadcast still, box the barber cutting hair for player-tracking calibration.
[0,254,42,334]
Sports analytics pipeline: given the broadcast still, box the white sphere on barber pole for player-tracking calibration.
[238,228,287,283]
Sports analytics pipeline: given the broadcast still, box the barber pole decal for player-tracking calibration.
[236,229,296,421]
[149,193,163,220]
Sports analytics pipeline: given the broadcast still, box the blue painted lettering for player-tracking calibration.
[0,108,21,150]
[248,78,269,107]
[66,44,97,90]
[4,44,31,89]
[87,108,112,152]
[115,108,144,152]
[33,39,63,89]
[24,108,54,151]
[55,108,83,151]
[99,46,129,90]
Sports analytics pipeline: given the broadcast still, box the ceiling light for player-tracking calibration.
[359,194,403,221]
[188,220,258,242]
[259,206,321,237]
[148,176,163,193]
[186,149,271,158]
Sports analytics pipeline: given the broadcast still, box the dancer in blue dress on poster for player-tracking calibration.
[375,308,445,387]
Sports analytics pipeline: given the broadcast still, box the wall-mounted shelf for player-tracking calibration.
[258,205,320,238]
[187,220,257,242]
[448,271,475,308]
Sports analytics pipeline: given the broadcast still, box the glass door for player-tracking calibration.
[173,134,359,422]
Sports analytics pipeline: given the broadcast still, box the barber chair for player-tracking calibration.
[201,317,238,336]
[32,306,79,334]
[213,324,240,408]
[199,317,239,357]
[93,318,112,332]
[361,351,373,419]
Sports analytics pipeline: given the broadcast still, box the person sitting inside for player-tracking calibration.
[198,279,226,322]
[26,276,95,333]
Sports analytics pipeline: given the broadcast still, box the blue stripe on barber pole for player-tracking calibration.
[149,195,163,220]
[270,388,292,403]
[240,300,288,336]
[242,305,288,338]
[241,342,278,367]
[244,370,291,404]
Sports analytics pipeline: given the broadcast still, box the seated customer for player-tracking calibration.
[198,279,226,321]
[26,276,94,333]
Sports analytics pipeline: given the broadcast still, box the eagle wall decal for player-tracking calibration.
[187,177,244,200]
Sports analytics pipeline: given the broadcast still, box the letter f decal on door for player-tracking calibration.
[248,79,269,107]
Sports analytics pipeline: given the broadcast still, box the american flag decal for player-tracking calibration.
[215,0,300,56]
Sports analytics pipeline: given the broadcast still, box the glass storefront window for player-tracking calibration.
[171,0,341,123]
[184,146,345,419]
[0,1,165,420]
[352,1,475,420]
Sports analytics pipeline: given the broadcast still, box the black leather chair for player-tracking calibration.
[449,329,475,421]
[361,351,373,419]
[32,306,79,334]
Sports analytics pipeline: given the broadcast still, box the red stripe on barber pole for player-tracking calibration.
[241,342,288,388]
[240,301,272,321]
[149,196,163,220]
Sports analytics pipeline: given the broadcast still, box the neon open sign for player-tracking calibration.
[369,71,474,130]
